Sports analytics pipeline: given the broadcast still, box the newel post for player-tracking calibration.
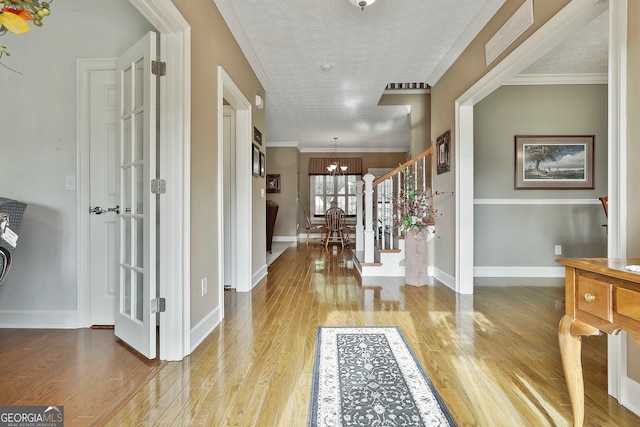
[355,179,364,251]
[363,173,375,263]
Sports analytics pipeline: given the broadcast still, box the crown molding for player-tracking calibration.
[265,141,302,150]
[297,146,409,153]
[505,73,608,85]
[213,0,273,90]
[427,0,507,85]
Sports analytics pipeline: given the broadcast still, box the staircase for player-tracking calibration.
[352,148,434,282]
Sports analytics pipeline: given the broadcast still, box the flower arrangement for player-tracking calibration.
[0,0,52,60]
[393,164,436,234]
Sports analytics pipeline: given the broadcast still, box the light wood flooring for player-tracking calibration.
[107,244,639,426]
[0,327,163,426]
[3,244,640,426]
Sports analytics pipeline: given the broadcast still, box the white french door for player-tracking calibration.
[114,31,157,359]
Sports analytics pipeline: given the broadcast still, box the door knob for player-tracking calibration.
[107,205,120,214]
[89,206,104,215]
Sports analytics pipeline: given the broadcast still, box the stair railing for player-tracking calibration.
[358,148,433,264]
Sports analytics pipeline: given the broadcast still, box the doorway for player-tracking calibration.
[217,66,253,328]
[77,1,191,361]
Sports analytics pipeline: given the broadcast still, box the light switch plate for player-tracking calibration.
[65,175,76,191]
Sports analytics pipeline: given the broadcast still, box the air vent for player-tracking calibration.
[385,82,431,90]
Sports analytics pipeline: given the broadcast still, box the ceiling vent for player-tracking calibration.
[385,82,431,91]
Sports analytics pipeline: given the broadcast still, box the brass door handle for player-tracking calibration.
[584,293,596,302]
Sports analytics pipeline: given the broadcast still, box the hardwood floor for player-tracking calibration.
[0,327,163,426]
[3,245,638,426]
[106,244,639,426]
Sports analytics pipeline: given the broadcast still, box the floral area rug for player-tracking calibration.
[310,327,456,427]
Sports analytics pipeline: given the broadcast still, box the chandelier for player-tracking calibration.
[327,138,348,175]
[348,0,377,11]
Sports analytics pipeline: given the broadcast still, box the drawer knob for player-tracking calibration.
[584,293,596,302]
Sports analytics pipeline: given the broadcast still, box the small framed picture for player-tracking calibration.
[259,152,266,177]
[266,174,280,193]
[254,127,263,146]
[436,130,450,174]
[515,135,595,189]
[252,144,260,177]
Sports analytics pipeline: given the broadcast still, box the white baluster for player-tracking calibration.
[363,173,375,263]
[355,179,364,251]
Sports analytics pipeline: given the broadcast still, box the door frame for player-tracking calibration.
[454,0,610,294]
[217,66,253,304]
[77,0,191,361]
[454,0,635,411]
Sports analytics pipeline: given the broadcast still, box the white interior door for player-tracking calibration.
[114,31,157,359]
[89,68,119,325]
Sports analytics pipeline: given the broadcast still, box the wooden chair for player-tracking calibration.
[304,208,325,245]
[324,206,347,249]
[599,196,608,229]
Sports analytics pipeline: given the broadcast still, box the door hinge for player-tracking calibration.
[151,179,166,195]
[151,298,166,313]
[152,60,166,76]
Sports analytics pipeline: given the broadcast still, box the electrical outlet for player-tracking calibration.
[554,245,562,256]
[201,277,208,296]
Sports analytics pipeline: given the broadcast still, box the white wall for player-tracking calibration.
[0,0,154,327]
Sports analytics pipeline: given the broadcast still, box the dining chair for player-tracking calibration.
[324,206,347,249]
[304,208,325,245]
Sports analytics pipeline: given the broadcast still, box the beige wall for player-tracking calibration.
[430,0,571,276]
[171,0,265,328]
[266,147,299,238]
[379,93,431,156]
[626,0,640,384]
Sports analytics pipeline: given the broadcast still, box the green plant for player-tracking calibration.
[393,164,436,233]
[0,0,53,61]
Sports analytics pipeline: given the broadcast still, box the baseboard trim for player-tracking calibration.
[474,266,565,277]
[0,310,77,329]
[190,305,221,353]
[273,235,297,242]
[621,376,640,417]
[433,268,455,292]
[252,264,268,289]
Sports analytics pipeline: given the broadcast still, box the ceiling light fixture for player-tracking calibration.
[327,138,348,174]
[348,0,376,11]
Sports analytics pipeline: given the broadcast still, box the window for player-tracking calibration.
[311,175,359,216]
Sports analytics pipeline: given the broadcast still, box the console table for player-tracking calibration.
[556,258,640,427]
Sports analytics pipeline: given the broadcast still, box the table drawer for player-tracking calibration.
[576,273,612,322]
[617,287,640,321]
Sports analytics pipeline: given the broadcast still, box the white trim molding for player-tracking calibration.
[0,310,77,329]
[474,266,565,277]
[474,198,602,205]
[252,264,268,289]
[505,73,608,85]
[273,236,298,242]
[190,305,222,353]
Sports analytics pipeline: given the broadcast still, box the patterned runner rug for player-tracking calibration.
[310,327,457,426]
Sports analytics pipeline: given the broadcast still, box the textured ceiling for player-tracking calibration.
[522,9,608,75]
[214,0,607,152]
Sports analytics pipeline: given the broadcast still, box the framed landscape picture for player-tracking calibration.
[515,135,595,189]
